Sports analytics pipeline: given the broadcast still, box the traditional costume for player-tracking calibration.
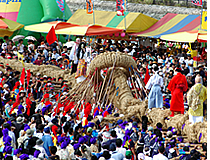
[75,42,88,83]
[70,38,80,74]
[187,83,207,124]
[145,71,163,109]
[168,70,188,117]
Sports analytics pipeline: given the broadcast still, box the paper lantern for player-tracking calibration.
[109,34,113,37]
[121,32,125,37]
[115,33,119,37]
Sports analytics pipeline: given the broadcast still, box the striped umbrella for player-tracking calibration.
[24,21,79,33]
[131,13,201,38]
[0,16,24,37]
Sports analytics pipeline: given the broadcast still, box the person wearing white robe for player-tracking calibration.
[146,66,163,111]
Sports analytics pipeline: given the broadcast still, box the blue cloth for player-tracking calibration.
[148,84,163,109]
[42,134,54,157]
[111,151,124,160]
[92,130,98,137]
[179,154,191,160]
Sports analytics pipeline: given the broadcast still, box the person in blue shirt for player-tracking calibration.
[42,127,54,157]
[110,144,124,160]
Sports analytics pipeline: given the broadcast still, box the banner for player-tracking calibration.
[201,11,207,30]
[86,0,93,14]
[191,0,202,7]
[56,0,65,12]
[116,0,125,16]
[0,0,21,21]
[17,52,25,67]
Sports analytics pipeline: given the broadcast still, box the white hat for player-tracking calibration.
[158,59,164,64]
[43,75,47,78]
[12,46,17,50]
[17,116,24,124]
[119,114,124,117]
[159,72,163,76]
[36,72,41,76]
[40,45,45,48]
[3,84,9,88]
[124,48,129,52]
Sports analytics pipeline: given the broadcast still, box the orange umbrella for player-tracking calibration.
[55,24,124,36]
[24,21,79,33]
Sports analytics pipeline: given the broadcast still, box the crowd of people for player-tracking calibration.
[0,35,207,160]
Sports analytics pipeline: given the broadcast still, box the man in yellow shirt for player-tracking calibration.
[187,76,207,124]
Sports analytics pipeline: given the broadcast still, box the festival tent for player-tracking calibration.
[67,9,158,33]
[55,24,124,36]
[160,30,207,42]
[131,13,201,38]
[24,21,79,33]
[0,16,24,37]
[197,31,207,42]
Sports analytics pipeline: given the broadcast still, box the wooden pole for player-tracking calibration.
[128,67,139,99]
[131,65,148,97]
[74,68,97,113]
[96,69,109,108]
[100,52,118,109]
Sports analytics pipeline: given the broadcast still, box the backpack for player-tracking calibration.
[19,138,30,154]
[19,137,38,154]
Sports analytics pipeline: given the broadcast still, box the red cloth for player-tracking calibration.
[51,125,58,139]
[41,94,50,102]
[144,65,150,85]
[0,78,6,88]
[46,26,58,45]
[12,81,20,91]
[103,111,109,117]
[9,93,20,114]
[45,101,52,106]
[20,68,25,86]
[84,102,92,117]
[26,69,31,90]
[168,73,188,112]
[64,102,75,114]
[26,97,32,116]
[34,60,43,65]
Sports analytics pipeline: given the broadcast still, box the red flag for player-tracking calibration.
[144,66,150,85]
[26,69,31,90]
[20,68,25,86]
[191,0,202,6]
[46,26,58,45]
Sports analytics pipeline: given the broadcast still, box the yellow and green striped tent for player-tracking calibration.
[67,9,158,33]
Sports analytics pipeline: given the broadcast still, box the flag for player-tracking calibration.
[26,69,31,90]
[56,0,65,12]
[86,0,93,14]
[46,26,58,45]
[17,52,25,67]
[116,0,125,16]
[20,68,25,86]
[191,0,202,6]
[202,11,207,30]
[144,65,150,85]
